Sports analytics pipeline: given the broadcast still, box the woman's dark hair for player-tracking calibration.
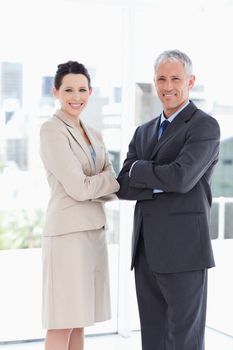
[54,61,91,89]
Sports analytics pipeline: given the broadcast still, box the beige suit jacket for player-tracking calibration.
[40,109,120,236]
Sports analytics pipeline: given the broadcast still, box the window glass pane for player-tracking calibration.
[225,203,233,239]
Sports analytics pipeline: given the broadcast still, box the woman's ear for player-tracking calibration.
[52,87,58,98]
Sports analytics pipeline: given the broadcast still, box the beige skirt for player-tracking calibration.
[42,228,111,329]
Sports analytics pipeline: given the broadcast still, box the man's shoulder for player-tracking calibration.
[189,107,220,138]
[193,107,219,127]
[193,107,210,118]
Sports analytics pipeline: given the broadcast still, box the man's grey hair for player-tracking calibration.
[154,49,193,76]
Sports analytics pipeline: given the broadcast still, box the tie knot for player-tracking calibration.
[158,119,170,139]
[161,119,170,129]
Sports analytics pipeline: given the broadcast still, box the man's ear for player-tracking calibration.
[189,74,196,89]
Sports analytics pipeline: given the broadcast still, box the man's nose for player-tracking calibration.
[164,80,173,90]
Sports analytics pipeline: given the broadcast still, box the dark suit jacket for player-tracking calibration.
[117,101,220,273]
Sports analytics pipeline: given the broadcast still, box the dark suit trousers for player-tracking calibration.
[134,236,207,350]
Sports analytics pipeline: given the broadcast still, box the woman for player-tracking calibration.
[40,61,120,350]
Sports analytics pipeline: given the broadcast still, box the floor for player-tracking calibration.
[0,328,233,350]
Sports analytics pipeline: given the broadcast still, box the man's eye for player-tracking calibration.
[65,89,72,92]
[80,89,87,92]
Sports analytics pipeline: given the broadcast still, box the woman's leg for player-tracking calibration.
[45,328,72,350]
[68,328,84,350]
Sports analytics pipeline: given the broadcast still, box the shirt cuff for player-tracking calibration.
[153,189,163,193]
[129,160,138,177]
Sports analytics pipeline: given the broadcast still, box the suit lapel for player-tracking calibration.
[54,110,96,174]
[143,117,161,159]
[81,122,103,174]
[151,101,198,159]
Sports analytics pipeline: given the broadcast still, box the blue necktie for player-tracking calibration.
[158,119,170,140]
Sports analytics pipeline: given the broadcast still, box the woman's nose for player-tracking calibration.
[72,91,81,100]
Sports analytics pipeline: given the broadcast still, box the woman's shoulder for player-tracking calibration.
[40,114,65,132]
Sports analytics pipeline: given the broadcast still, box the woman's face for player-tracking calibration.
[53,73,92,119]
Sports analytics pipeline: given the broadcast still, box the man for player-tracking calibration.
[117,50,220,350]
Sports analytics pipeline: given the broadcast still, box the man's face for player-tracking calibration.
[154,60,195,117]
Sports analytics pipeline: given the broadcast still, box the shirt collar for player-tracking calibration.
[160,100,190,125]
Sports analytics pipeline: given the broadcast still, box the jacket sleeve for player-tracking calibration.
[129,116,220,193]
[40,122,120,202]
[117,127,154,201]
